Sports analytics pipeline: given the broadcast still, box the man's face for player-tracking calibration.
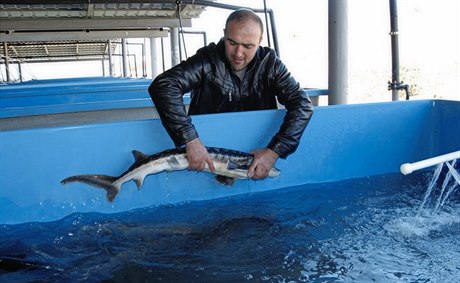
[224,19,262,71]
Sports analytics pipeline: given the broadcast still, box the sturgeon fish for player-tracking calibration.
[61,147,281,202]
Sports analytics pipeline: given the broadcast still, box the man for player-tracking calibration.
[149,9,313,179]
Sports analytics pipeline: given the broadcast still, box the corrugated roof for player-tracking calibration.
[0,1,210,62]
[0,40,117,62]
[0,2,206,19]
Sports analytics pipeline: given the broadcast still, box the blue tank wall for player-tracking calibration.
[0,77,154,118]
[1,99,459,224]
[0,77,325,118]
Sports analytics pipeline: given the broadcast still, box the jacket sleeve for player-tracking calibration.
[266,56,314,158]
[148,53,207,147]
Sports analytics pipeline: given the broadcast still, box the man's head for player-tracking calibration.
[224,9,263,71]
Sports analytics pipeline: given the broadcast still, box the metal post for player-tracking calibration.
[142,39,147,77]
[178,28,183,62]
[3,42,11,82]
[18,61,23,82]
[389,0,400,101]
[121,38,129,77]
[107,40,114,76]
[160,37,166,72]
[101,59,105,76]
[170,27,180,67]
[268,9,280,57]
[328,0,349,105]
[150,37,159,78]
[388,0,410,100]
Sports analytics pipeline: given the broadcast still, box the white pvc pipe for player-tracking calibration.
[400,150,460,175]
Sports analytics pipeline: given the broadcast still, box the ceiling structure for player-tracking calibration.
[0,40,118,63]
[0,1,210,63]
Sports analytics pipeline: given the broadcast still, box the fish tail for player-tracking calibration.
[61,174,120,202]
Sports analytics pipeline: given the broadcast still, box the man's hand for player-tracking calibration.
[185,138,216,172]
[247,148,279,179]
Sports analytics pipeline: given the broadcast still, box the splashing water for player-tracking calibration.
[419,160,459,214]
[387,160,460,238]
[417,162,444,214]
[436,161,460,210]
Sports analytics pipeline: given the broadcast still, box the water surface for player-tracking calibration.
[1,171,459,282]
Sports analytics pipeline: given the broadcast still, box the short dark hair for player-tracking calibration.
[225,8,264,34]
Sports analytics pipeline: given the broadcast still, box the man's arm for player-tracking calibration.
[148,57,203,147]
[148,51,216,171]
[267,56,314,158]
[248,54,313,179]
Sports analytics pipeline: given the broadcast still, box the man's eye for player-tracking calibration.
[226,39,237,46]
[243,44,254,49]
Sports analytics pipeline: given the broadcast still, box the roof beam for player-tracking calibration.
[0,29,169,42]
[0,18,191,32]
[0,0,180,3]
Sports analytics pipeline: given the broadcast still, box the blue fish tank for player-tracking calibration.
[1,76,459,281]
[0,1,459,281]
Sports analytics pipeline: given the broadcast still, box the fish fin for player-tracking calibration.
[167,155,185,170]
[132,150,149,161]
[215,175,236,187]
[61,174,120,202]
[133,176,145,190]
[227,159,250,170]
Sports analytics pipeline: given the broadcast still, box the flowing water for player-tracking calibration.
[1,168,459,282]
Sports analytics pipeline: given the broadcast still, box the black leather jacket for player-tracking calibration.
[149,39,313,158]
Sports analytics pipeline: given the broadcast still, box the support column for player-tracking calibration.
[170,27,180,67]
[142,39,147,77]
[328,0,349,105]
[18,61,23,82]
[121,38,129,77]
[150,37,160,78]
[101,59,105,76]
[108,39,114,76]
[3,42,11,83]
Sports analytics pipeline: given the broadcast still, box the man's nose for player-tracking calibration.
[235,44,244,56]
